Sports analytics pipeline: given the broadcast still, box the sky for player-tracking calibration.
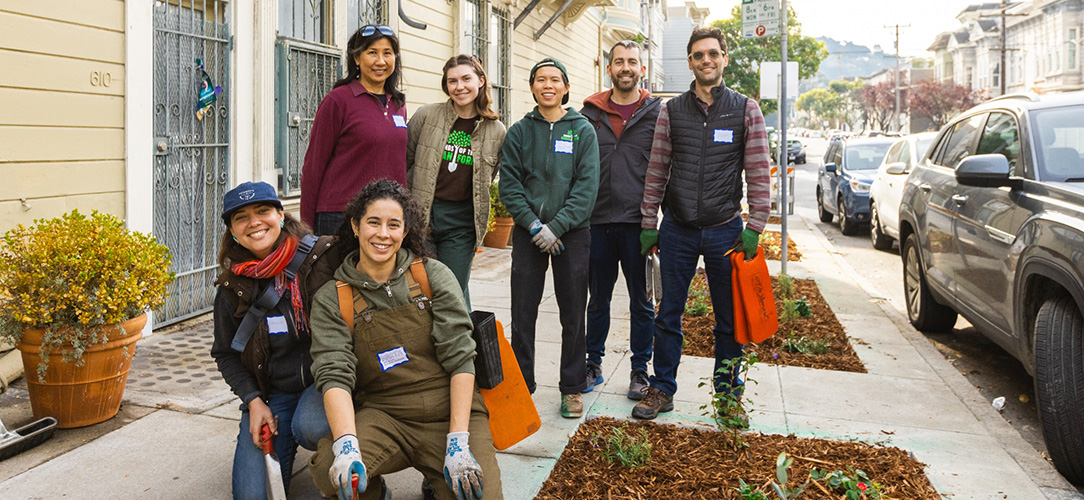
[696,0,980,57]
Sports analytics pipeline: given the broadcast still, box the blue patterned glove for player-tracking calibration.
[330,434,367,500]
[443,431,483,500]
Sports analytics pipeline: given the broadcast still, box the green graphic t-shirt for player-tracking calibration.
[435,116,476,201]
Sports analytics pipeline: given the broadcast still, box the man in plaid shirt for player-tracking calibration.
[632,26,771,421]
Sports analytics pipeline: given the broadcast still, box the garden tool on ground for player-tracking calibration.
[0,415,57,461]
[260,424,287,500]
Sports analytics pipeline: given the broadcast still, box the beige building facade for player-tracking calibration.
[2,0,667,327]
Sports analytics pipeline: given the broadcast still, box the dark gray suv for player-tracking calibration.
[898,91,1084,483]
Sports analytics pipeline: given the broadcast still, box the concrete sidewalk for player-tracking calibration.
[1,211,1081,499]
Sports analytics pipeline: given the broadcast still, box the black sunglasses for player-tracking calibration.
[360,25,395,37]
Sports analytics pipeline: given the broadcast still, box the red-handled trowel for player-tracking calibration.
[260,424,288,500]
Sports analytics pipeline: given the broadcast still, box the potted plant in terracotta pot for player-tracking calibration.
[0,210,174,428]
[482,181,515,249]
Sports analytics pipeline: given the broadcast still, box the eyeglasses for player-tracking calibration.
[688,49,725,61]
[360,25,395,37]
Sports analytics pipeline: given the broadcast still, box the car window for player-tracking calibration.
[832,144,843,166]
[916,137,935,165]
[884,141,904,165]
[976,112,1021,176]
[898,141,912,168]
[844,143,893,170]
[1032,104,1084,182]
[937,114,986,169]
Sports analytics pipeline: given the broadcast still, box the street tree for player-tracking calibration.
[908,79,980,129]
[712,5,829,116]
[796,87,845,128]
[857,81,900,131]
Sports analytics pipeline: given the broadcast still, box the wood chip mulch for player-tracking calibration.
[536,416,940,500]
[683,274,866,373]
[759,230,802,261]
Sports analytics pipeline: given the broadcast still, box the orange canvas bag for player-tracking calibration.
[336,260,539,450]
[730,248,779,344]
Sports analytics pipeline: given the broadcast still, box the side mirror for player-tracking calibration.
[956,154,1012,187]
[885,162,907,175]
[824,163,837,174]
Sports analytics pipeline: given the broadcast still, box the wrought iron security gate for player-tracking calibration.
[275,39,341,195]
[152,0,231,326]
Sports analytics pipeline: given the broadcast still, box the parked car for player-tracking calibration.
[786,139,806,164]
[868,132,937,250]
[816,137,895,235]
[898,91,1084,483]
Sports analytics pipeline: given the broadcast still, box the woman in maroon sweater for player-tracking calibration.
[301,25,408,236]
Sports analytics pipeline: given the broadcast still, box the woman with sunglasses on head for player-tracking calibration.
[210,181,341,499]
[301,25,408,236]
[307,180,503,500]
[406,55,507,309]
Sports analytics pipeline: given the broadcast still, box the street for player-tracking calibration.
[785,137,1047,462]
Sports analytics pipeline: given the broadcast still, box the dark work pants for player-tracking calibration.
[430,198,477,310]
[509,226,590,395]
[649,214,745,397]
[586,223,655,373]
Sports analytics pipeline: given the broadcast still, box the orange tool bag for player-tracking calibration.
[730,248,779,344]
[336,259,540,450]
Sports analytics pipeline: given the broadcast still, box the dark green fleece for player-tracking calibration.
[498,107,600,237]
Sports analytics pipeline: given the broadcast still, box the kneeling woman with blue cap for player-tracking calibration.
[211,181,340,499]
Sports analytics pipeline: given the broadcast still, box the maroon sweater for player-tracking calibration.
[300,80,408,226]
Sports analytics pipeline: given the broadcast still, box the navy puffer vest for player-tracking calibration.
[664,84,748,228]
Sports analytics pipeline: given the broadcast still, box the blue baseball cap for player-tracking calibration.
[221,181,282,223]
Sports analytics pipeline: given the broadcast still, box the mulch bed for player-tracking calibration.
[759,230,802,261]
[683,274,866,373]
[537,416,939,499]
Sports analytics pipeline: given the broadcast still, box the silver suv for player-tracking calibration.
[898,91,1084,483]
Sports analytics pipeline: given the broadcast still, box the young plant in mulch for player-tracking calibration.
[593,422,652,468]
[682,271,866,373]
[758,231,803,261]
[699,352,758,449]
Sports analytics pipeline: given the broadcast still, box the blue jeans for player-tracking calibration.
[233,384,329,500]
[586,223,655,372]
[649,213,745,397]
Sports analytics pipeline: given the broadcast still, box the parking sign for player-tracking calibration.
[742,0,779,38]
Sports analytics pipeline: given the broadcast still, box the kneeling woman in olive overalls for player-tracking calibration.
[308,179,503,500]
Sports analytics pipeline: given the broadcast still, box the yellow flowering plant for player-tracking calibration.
[0,210,174,377]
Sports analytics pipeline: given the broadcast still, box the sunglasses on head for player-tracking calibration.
[361,25,395,37]
[689,49,725,61]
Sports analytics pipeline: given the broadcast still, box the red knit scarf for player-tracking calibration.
[230,236,309,336]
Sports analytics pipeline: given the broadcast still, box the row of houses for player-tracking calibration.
[0,0,712,328]
[929,0,1084,96]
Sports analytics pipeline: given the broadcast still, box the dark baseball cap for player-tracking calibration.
[221,181,283,223]
[528,58,570,105]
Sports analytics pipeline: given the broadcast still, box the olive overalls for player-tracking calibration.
[310,267,503,500]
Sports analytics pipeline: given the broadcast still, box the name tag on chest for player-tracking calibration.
[266,315,288,335]
[392,115,407,128]
[554,140,573,154]
[713,129,735,143]
[377,346,410,371]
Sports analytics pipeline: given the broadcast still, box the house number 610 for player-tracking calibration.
[90,71,112,87]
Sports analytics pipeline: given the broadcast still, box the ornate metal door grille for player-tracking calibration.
[152,0,231,326]
[489,6,512,125]
[349,0,388,34]
[275,39,341,195]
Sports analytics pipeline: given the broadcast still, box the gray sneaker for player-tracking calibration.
[583,361,604,393]
[627,370,649,400]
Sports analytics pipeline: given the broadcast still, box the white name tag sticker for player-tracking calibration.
[392,115,407,128]
[377,347,409,371]
[266,315,288,335]
[554,140,573,154]
[713,129,735,143]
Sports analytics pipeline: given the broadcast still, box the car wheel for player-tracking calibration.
[817,188,833,223]
[1034,295,1084,484]
[870,203,893,250]
[902,233,957,332]
[798,155,806,165]
[839,198,858,236]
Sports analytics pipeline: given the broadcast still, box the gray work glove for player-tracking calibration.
[529,219,560,254]
[443,431,484,500]
[329,434,366,500]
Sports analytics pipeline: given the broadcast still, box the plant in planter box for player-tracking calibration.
[0,209,174,427]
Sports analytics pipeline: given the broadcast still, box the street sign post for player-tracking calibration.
[742,0,779,38]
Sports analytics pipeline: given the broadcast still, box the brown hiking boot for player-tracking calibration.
[631,386,674,420]
[561,393,583,418]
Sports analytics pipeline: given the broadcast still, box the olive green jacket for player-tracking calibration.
[406,100,507,250]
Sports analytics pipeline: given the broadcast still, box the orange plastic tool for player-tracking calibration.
[478,320,541,450]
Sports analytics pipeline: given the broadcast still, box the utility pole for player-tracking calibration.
[981,2,1024,96]
[884,24,909,132]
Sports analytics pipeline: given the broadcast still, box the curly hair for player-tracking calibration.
[334,179,432,259]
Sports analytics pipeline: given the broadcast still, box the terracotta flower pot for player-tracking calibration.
[17,313,146,428]
[483,217,515,249]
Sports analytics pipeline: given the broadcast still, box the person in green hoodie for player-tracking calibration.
[498,58,600,419]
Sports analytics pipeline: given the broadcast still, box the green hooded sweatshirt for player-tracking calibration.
[498,106,600,237]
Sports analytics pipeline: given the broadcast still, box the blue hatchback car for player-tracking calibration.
[816,137,896,235]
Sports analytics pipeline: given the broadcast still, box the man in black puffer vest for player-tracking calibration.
[633,26,772,421]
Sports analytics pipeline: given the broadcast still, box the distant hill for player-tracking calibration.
[801,36,901,92]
